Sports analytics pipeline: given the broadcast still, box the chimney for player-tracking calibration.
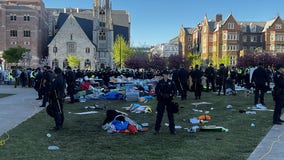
[216,14,222,22]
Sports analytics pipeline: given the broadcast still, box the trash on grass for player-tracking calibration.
[226,105,233,109]
[185,126,200,133]
[74,111,98,115]
[48,146,59,150]
[246,111,256,114]
[46,133,51,138]
[164,123,182,129]
[200,125,229,132]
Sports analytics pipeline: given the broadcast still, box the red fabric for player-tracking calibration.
[127,124,138,133]
[80,81,91,90]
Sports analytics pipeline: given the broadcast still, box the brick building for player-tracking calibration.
[178,13,284,67]
[0,0,48,68]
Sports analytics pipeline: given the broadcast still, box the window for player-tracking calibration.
[99,10,105,15]
[10,14,16,21]
[276,24,282,29]
[230,56,237,65]
[10,41,17,45]
[99,22,105,27]
[251,36,257,42]
[52,59,59,68]
[70,34,73,40]
[99,29,106,40]
[53,46,57,53]
[85,47,90,53]
[228,23,234,29]
[10,30,17,37]
[24,41,30,45]
[23,30,30,37]
[63,59,68,68]
[243,35,247,42]
[67,42,76,53]
[24,15,30,21]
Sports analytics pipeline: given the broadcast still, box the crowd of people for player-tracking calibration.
[1,62,284,132]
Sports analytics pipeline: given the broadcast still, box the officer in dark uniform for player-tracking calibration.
[178,65,189,100]
[65,66,76,103]
[154,69,177,135]
[40,66,53,107]
[191,65,202,100]
[205,63,216,92]
[49,67,65,131]
[252,62,269,105]
[172,67,181,97]
[272,64,284,125]
[216,64,228,95]
[34,67,43,100]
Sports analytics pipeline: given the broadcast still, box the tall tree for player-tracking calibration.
[2,46,29,63]
[112,35,133,69]
[188,52,202,67]
[67,55,80,68]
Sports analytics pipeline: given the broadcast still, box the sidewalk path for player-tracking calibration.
[248,115,284,160]
[0,85,43,136]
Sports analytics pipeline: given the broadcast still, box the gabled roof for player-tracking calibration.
[56,13,93,41]
[184,27,194,34]
[262,16,279,32]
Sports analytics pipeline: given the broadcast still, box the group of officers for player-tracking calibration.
[33,66,76,131]
[154,63,284,135]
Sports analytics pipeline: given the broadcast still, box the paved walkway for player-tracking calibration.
[0,85,283,159]
[0,85,43,137]
[247,114,284,160]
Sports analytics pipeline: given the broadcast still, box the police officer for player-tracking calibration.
[49,67,65,130]
[65,66,76,104]
[178,65,189,100]
[205,63,216,92]
[272,64,284,125]
[216,64,228,95]
[34,68,43,100]
[251,62,269,106]
[154,69,177,135]
[40,66,53,107]
[191,65,202,100]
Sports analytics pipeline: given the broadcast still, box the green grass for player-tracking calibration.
[0,94,13,98]
[0,91,274,160]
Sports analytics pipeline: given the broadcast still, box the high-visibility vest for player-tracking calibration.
[30,71,35,78]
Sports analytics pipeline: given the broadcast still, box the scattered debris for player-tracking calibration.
[74,111,98,115]
[48,146,59,150]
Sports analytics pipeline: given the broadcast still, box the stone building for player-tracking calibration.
[47,0,130,70]
[0,0,48,68]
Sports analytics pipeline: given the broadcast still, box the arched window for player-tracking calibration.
[63,59,68,69]
[52,59,59,69]
[85,59,91,69]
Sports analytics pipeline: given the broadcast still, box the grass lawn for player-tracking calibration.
[0,93,13,98]
[0,91,274,160]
